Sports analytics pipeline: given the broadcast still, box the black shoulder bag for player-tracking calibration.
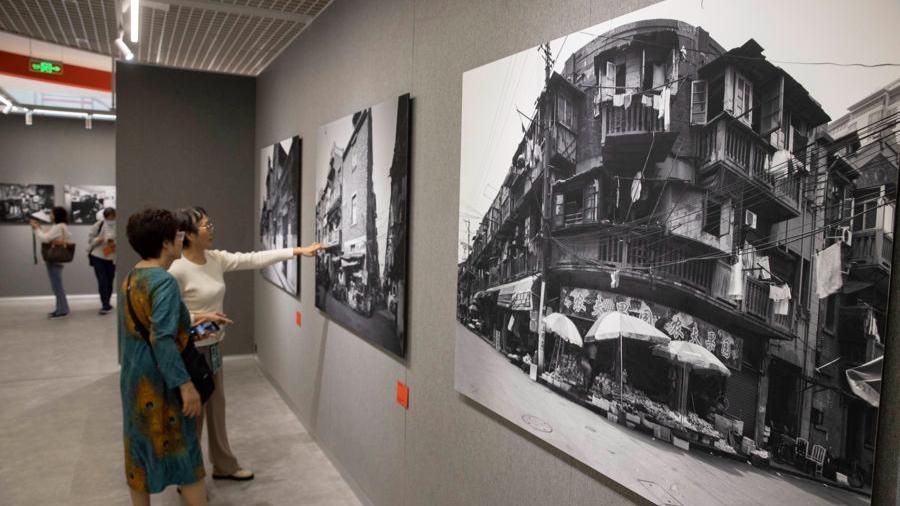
[126,271,215,404]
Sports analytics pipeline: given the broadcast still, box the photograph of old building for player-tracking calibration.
[0,183,54,223]
[64,184,115,224]
[316,94,410,357]
[259,135,301,295]
[456,1,898,504]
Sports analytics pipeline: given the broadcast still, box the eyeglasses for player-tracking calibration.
[199,222,215,231]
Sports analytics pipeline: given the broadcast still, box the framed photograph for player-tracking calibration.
[455,1,898,504]
[64,184,116,224]
[259,136,301,296]
[315,93,411,357]
[0,183,54,223]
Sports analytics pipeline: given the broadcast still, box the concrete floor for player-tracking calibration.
[0,296,363,506]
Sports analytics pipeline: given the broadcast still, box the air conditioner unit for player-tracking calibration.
[839,226,853,247]
[744,210,758,230]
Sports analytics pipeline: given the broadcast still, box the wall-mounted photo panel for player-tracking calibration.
[259,136,301,296]
[0,183,54,223]
[455,1,899,504]
[315,94,411,357]
[64,184,116,224]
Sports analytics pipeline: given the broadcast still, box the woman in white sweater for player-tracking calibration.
[169,206,322,481]
[30,206,74,318]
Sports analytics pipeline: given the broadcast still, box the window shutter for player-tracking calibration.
[759,76,784,137]
[691,80,708,125]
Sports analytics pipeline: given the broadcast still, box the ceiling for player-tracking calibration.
[0,0,333,76]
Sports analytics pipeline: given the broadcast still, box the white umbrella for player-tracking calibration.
[585,311,670,344]
[543,312,583,347]
[846,356,882,408]
[653,340,731,377]
[585,312,671,396]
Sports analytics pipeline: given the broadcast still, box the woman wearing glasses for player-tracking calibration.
[169,207,322,482]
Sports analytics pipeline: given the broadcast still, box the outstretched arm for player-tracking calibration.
[293,242,325,257]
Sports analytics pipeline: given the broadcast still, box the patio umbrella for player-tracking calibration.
[846,356,882,408]
[585,312,671,395]
[652,340,731,377]
[542,313,583,347]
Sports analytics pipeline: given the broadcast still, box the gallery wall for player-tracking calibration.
[115,63,258,355]
[251,0,696,505]
[0,114,115,298]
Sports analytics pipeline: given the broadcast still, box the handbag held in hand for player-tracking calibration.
[126,272,215,404]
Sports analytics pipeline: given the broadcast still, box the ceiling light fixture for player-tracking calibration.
[85,114,93,130]
[0,94,12,114]
[114,37,134,61]
[91,113,117,121]
[25,110,33,126]
[130,0,140,43]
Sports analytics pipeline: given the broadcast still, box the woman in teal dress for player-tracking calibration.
[119,208,208,506]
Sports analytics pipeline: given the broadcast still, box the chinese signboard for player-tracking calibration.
[560,286,743,370]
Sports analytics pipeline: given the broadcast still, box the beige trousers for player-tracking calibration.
[195,365,240,476]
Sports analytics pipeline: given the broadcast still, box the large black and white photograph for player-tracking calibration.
[455,1,899,504]
[64,184,116,224]
[259,136,301,295]
[0,183,54,223]
[315,94,411,357]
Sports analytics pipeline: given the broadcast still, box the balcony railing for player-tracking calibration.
[604,101,666,136]
[850,229,894,270]
[698,116,800,215]
[550,235,796,333]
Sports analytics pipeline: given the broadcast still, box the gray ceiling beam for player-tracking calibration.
[157,0,312,24]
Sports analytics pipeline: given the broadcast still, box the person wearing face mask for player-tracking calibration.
[169,206,322,482]
[89,207,117,314]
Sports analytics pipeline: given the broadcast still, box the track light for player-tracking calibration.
[130,0,140,43]
[0,94,11,114]
[25,110,33,126]
[114,37,134,61]
[85,114,93,130]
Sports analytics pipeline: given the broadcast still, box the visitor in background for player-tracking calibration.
[89,207,117,314]
[30,206,73,318]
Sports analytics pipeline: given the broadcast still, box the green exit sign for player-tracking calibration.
[29,58,63,75]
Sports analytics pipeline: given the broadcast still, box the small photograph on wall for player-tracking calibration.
[64,184,116,224]
[0,183,54,223]
[315,94,411,357]
[455,1,898,504]
[259,136,301,296]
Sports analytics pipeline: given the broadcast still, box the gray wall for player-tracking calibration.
[115,62,257,355]
[252,1,666,505]
[0,114,115,298]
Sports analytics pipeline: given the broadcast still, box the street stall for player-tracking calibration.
[539,312,585,389]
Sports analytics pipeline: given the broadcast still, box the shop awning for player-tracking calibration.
[846,356,882,408]
[496,275,538,311]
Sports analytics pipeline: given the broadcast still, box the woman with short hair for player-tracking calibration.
[120,207,208,506]
[89,207,117,314]
[30,206,73,318]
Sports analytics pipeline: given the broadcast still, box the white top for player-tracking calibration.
[168,248,294,346]
[88,219,116,263]
[34,223,73,244]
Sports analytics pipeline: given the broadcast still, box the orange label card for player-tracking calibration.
[397,381,409,409]
[296,311,301,326]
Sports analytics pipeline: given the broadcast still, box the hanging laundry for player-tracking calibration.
[642,95,653,108]
[661,86,672,130]
[756,256,771,280]
[623,92,633,109]
[769,283,792,315]
[653,94,662,113]
[770,149,791,178]
[508,314,516,332]
[610,269,620,289]
[741,242,758,274]
[866,308,882,344]
[613,94,625,107]
[815,242,844,298]
[727,255,745,300]
[631,171,643,203]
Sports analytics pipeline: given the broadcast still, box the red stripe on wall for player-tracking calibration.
[0,50,112,92]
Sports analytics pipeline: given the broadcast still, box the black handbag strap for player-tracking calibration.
[89,220,104,255]
[32,230,37,265]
